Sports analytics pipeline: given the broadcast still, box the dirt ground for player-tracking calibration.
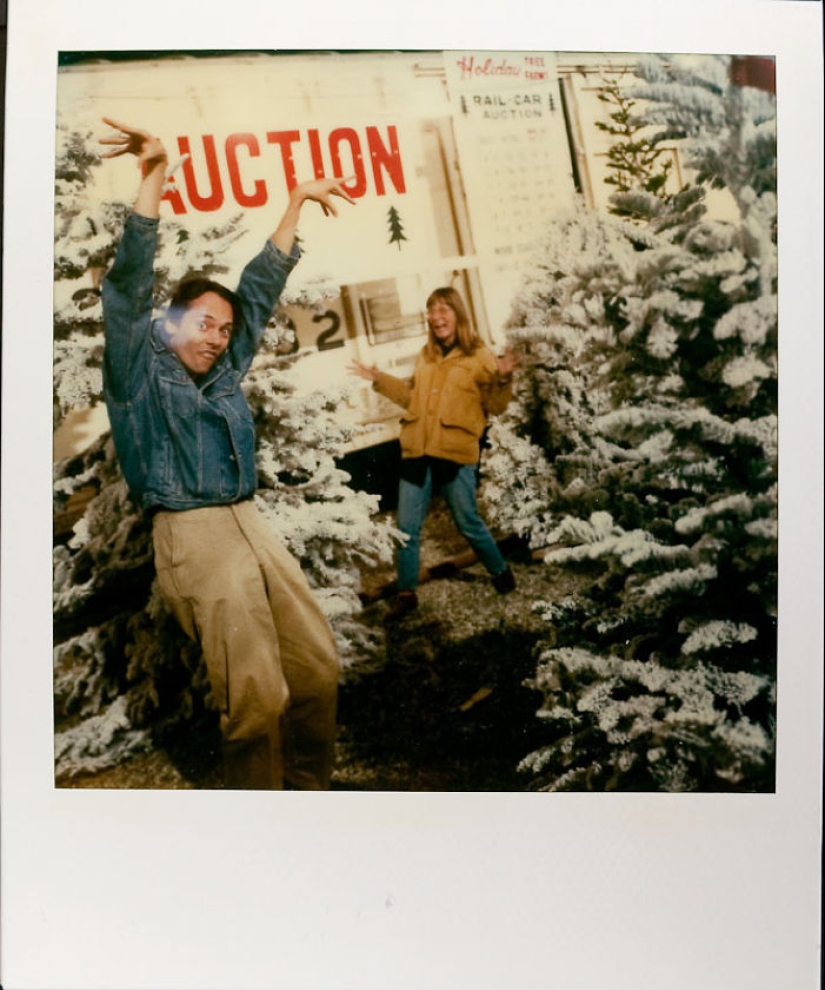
[60,501,580,792]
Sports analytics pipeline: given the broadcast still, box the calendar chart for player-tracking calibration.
[445,52,576,331]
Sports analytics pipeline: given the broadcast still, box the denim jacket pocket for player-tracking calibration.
[206,373,255,499]
[154,374,199,496]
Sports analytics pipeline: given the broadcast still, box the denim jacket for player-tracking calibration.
[102,212,299,511]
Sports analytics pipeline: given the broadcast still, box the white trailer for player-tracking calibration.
[56,49,580,451]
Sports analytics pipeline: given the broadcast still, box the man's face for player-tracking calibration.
[427,299,457,348]
[165,292,234,376]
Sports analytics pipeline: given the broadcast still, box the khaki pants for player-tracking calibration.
[152,501,339,790]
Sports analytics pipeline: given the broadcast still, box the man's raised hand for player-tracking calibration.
[100,118,167,168]
[292,176,357,217]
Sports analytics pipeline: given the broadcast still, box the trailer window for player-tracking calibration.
[359,278,426,346]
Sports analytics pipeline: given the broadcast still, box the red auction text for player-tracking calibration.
[161,125,406,214]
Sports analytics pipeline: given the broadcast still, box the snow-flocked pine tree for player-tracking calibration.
[481,54,777,791]
[53,119,399,781]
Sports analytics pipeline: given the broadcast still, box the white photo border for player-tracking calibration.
[2,1,823,988]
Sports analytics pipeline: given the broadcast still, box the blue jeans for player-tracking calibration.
[396,460,507,591]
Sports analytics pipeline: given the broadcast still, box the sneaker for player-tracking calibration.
[492,567,516,595]
[385,591,419,620]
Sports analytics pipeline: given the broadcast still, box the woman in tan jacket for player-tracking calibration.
[350,286,518,619]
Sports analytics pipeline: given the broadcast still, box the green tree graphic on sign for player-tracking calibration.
[387,205,408,250]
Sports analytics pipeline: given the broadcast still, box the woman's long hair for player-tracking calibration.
[424,286,481,359]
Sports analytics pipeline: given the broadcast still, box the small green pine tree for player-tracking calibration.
[595,69,676,220]
[387,205,408,250]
